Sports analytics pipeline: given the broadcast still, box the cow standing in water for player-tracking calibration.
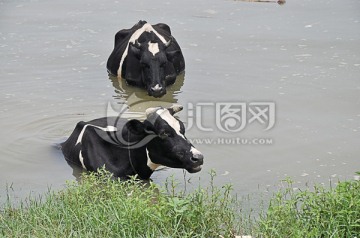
[61,105,203,180]
[107,20,185,98]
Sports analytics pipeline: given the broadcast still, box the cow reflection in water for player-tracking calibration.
[109,72,185,115]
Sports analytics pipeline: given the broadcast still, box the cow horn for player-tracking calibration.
[168,104,183,115]
[164,37,173,48]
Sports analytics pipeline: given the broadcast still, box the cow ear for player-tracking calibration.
[126,119,146,135]
[166,50,181,63]
[143,120,156,134]
[167,104,183,115]
[129,41,141,59]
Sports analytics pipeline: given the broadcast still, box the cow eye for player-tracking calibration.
[160,62,166,68]
[159,131,169,139]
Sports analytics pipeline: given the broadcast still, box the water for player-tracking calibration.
[1,0,359,202]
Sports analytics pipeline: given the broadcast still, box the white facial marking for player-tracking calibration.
[79,150,87,170]
[146,148,160,171]
[151,84,162,91]
[156,109,185,139]
[76,124,117,145]
[190,147,202,156]
[148,42,159,56]
[118,23,167,76]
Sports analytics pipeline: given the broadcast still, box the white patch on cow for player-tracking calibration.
[79,150,87,170]
[169,104,183,113]
[146,148,160,171]
[145,107,161,116]
[151,84,162,91]
[190,146,202,157]
[117,23,167,76]
[156,109,185,139]
[148,42,159,56]
[76,124,117,145]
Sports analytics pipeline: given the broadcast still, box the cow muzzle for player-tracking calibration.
[148,84,165,98]
[187,153,204,173]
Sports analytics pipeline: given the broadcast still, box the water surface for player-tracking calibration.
[1,0,359,202]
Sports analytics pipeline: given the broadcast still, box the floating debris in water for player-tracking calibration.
[234,0,286,5]
[221,171,230,176]
[203,9,217,14]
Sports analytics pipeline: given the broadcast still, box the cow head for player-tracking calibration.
[143,105,204,173]
[129,37,180,98]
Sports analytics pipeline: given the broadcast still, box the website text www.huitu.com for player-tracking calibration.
[188,137,274,146]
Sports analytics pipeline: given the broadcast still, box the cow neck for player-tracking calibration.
[126,128,153,180]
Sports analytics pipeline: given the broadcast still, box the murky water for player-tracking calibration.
[1,0,359,202]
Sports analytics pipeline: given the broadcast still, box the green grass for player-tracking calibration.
[256,178,360,237]
[0,169,244,238]
[1,169,359,238]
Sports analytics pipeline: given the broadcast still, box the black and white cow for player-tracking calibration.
[107,20,185,98]
[61,105,203,179]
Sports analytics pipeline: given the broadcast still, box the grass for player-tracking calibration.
[0,169,244,238]
[256,177,360,237]
[1,169,359,238]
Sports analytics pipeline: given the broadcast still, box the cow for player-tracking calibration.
[61,105,203,180]
[107,20,185,98]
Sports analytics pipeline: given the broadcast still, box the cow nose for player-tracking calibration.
[191,153,204,163]
[150,84,163,93]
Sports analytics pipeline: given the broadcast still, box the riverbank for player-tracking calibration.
[1,169,359,237]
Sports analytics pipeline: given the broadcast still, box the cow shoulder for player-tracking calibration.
[61,121,87,164]
[79,118,146,147]
[114,29,133,47]
[62,121,86,148]
[153,23,172,36]
[83,117,124,146]
[114,21,148,47]
[85,117,112,127]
